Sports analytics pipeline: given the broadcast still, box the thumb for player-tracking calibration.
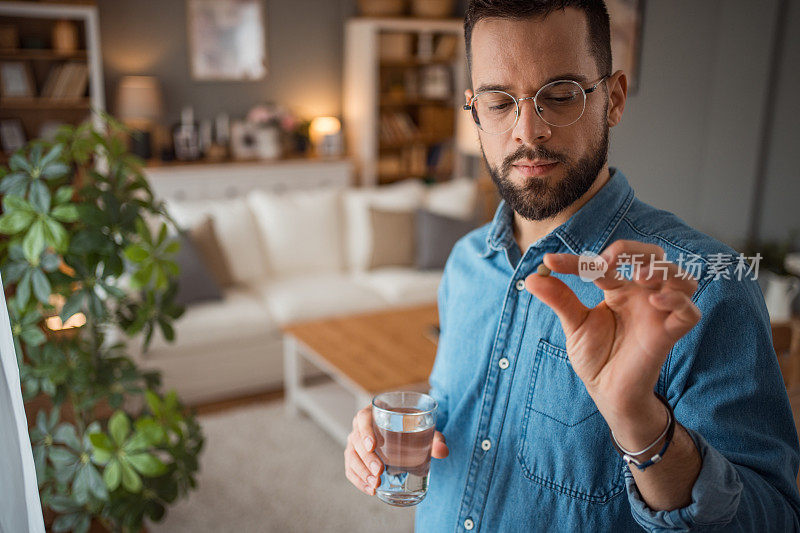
[524,271,589,337]
[432,431,449,459]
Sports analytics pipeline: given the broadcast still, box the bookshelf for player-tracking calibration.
[0,2,105,161]
[344,17,468,186]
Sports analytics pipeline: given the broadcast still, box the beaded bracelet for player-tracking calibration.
[609,393,676,471]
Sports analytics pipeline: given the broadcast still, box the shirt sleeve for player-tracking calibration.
[428,267,450,433]
[625,273,800,531]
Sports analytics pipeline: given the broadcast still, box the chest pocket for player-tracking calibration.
[517,339,625,504]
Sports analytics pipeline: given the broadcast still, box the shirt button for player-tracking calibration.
[515,279,525,291]
[481,439,491,451]
[498,357,509,369]
[464,518,475,530]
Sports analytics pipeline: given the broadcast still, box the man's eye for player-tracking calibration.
[489,103,511,111]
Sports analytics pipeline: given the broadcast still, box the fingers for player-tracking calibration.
[344,406,383,496]
[543,240,699,298]
[432,431,449,459]
[649,289,702,337]
[345,441,378,495]
[356,407,375,451]
[525,269,589,337]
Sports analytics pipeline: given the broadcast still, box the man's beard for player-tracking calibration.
[484,125,609,221]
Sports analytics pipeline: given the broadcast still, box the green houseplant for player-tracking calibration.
[0,115,203,532]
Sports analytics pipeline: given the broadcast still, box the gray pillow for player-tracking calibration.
[174,231,224,306]
[415,209,478,270]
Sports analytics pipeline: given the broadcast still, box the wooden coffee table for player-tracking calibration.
[282,304,439,445]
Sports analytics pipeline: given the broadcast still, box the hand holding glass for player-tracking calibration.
[372,391,437,507]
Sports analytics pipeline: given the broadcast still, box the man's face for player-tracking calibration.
[467,9,613,221]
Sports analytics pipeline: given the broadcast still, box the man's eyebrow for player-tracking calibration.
[475,73,591,94]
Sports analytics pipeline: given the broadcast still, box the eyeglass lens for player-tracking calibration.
[471,80,586,133]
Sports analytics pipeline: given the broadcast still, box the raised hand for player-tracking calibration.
[524,240,701,448]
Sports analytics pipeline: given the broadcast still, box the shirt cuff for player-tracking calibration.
[624,426,743,532]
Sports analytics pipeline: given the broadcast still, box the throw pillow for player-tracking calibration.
[343,179,426,271]
[174,231,224,306]
[188,216,235,288]
[415,208,478,270]
[247,188,344,278]
[424,177,478,220]
[368,207,415,269]
[168,198,269,285]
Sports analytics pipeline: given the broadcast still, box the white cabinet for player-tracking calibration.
[344,17,468,186]
[144,158,353,203]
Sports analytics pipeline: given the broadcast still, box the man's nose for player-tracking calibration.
[512,98,552,145]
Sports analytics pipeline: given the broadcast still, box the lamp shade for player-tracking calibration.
[309,116,341,144]
[116,76,163,126]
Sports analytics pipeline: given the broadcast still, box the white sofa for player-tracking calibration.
[131,177,478,405]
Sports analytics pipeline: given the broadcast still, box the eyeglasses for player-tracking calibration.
[463,75,609,134]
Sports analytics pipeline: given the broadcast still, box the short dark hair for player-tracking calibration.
[464,0,612,78]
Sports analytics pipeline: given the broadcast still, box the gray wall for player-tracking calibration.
[97,0,360,124]
[759,0,800,244]
[97,0,799,249]
[607,0,792,249]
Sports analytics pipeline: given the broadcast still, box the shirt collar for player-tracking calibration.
[482,167,635,257]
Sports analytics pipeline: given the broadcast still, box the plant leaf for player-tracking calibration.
[120,459,142,492]
[103,459,121,491]
[109,411,130,446]
[42,217,69,252]
[16,270,31,307]
[53,423,81,451]
[3,195,34,213]
[28,180,51,212]
[50,204,79,223]
[22,220,46,263]
[41,162,69,180]
[30,268,51,304]
[127,452,167,477]
[123,244,149,263]
[54,185,73,204]
[0,209,35,234]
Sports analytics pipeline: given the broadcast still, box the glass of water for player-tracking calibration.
[371,391,438,507]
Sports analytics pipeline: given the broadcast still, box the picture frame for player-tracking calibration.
[606,0,645,94]
[1,119,26,154]
[0,61,35,98]
[186,0,268,81]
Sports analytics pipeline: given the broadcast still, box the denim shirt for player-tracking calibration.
[415,168,800,532]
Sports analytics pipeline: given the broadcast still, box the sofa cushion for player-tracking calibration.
[368,207,415,269]
[257,274,387,325]
[173,231,224,306]
[424,177,478,220]
[188,216,235,288]
[415,209,478,270]
[353,267,442,306]
[343,179,426,272]
[145,287,277,354]
[247,189,343,278]
[167,198,268,286]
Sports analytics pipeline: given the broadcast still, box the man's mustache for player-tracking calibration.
[500,146,569,174]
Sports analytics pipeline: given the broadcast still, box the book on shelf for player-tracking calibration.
[433,35,459,61]
[41,62,88,99]
[380,111,419,144]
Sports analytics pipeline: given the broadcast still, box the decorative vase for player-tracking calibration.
[410,0,454,18]
[764,272,800,322]
[255,125,282,160]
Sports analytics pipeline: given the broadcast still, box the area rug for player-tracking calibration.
[149,401,416,533]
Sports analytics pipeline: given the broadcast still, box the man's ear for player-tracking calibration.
[607,70,627,128]
[465,88,474,104]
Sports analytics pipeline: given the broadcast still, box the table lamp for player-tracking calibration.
[116,75,164,159]
[309,116,343,157]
